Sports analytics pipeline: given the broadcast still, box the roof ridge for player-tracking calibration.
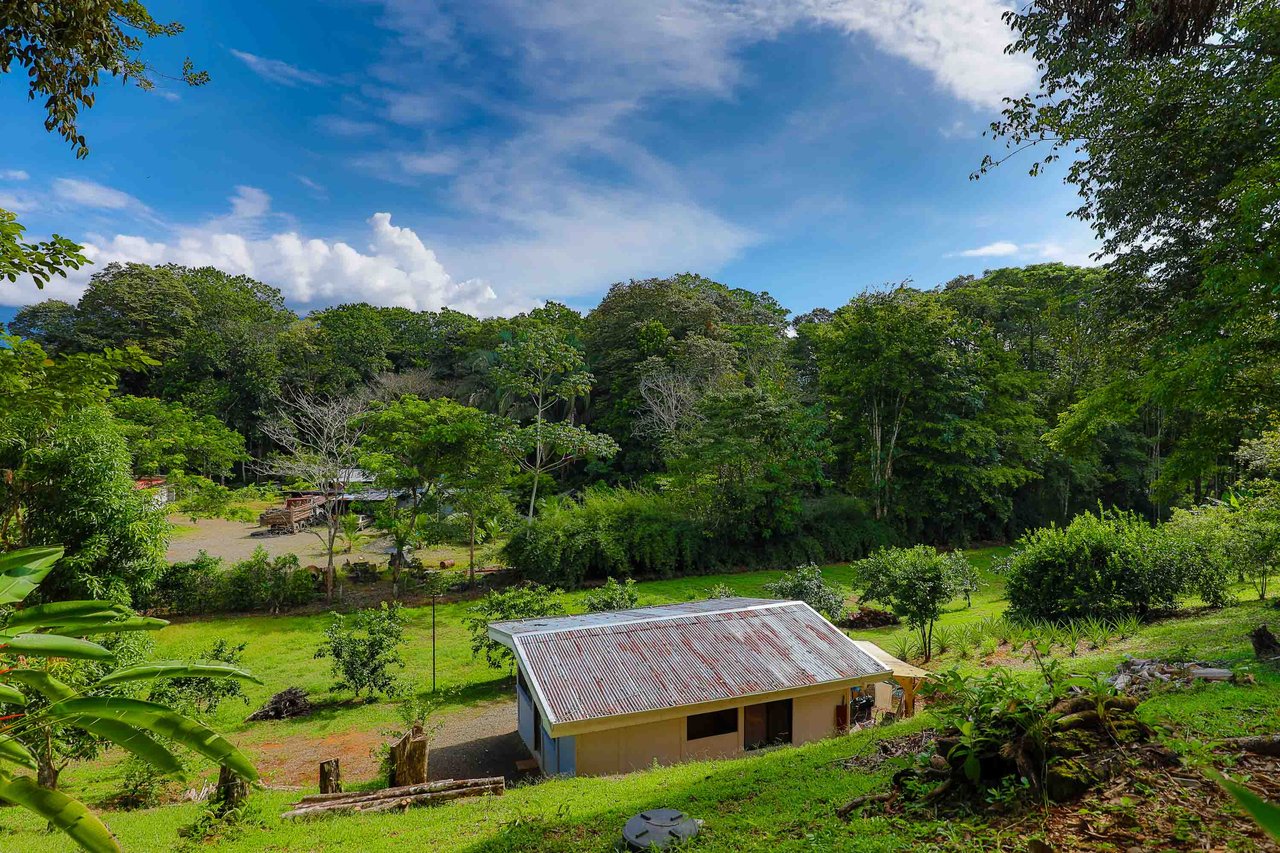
[506,599,796,641]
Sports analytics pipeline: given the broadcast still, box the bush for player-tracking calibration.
[144,551,223,615]
[221,548,317,613]
[504,487,890,588]
[582,577,640,612]
[314,602,407,700]
[763,564,846,620]
[1005,508,1232,623]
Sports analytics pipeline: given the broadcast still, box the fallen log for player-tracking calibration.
[291,777,500,807]
[836,791,892,820]
[283,778,504,819]
[1219,735,1280,757]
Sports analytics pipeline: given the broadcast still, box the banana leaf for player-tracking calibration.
[0,683,26,706]
[0,633,113,660]
[95,660,262,688]
[0,734,37,771]
[0,547,64,606]
[2,669,75,702]
[4,601,127,631]
[0,772,120,853]
[51,616,169,637]
[45,697,258,782]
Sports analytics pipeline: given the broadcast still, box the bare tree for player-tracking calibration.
[636,362,703,446]
[260,388,372,600]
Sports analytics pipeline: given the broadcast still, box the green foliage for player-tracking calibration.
[221,550,316,614]
[110,395,247,478]
[0,211,87,289]
[1005,509,1233,623]
[582,577,640,613]
[762,565,845,621]
[854,546,969,662]
[314,603,407,700]
[0,546,256,853]
[505,488,889,588]
[465,584,565,670]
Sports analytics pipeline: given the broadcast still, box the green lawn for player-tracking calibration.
[3,550,1276,851]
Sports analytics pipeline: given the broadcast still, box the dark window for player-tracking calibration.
[744,698,793,750]
[533,702,542,753]
[687,708,738,741]
[517,668,529,696]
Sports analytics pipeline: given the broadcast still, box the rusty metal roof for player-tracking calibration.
[491,598,891,734]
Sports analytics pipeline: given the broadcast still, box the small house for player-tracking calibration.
[489,597,912,776]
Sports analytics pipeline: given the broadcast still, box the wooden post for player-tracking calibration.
[390,724,429,787]
[319,758,341,794]
[213,765,248,816]
[898,677,918,719]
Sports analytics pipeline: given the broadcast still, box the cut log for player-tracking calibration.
[282,777,505,819]
[319,759,341,794]
[1251,624,1280,659]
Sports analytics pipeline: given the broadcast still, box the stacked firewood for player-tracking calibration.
[282,777,505,819]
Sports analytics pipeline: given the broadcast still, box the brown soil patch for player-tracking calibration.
[250,700,531,789]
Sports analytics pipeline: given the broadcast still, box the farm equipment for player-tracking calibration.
[258,495,325,534]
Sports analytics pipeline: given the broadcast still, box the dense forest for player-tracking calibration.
[7,253,1273,589]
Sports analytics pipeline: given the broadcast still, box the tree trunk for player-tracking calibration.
[212,764,249,816]
[469,516,477,588]
[36,755,59,791]
[319,759,342,794]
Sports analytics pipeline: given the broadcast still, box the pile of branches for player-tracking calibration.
[246,687,312,722]
[841,606,900,630]
[282,777,505,819]
[843,655,1178,817]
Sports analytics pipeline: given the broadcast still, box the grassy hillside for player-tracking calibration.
[2,552,1275,851]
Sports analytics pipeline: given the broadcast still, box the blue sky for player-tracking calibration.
[0,0,1099,321]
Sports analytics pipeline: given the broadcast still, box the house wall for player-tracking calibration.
[572,686,849,776]
[516,680,535,754]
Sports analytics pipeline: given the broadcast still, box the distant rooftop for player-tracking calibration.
[490,598,891,735]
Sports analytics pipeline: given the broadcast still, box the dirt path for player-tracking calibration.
[166,516,387,565]
[253,700,533,788]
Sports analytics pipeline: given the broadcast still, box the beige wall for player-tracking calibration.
[573,687,849,776]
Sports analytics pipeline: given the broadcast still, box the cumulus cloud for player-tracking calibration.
[1,187,501,316]
[955,240,1019,257]
[231,49,329,87]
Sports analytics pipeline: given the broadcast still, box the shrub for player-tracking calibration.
[763,564,846,621]
[853,545,968,662]
[465,583,565,670]
[222,548,316,613]
[145,551,223,615]
[314,602,407,700]
[1005,508,1232,623]
[582,577,640,612]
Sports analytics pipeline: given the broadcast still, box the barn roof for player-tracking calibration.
[490,598,891,736]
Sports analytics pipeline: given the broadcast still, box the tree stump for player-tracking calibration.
[212,765,248,817]
[1250,624,1280,659]
[389,724,429,787]
[320,758,342,794]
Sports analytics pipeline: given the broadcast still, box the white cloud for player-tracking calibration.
[1,188,501,315]
[0,170,29,181]
[0,191,37,214]
[956,240,1019,257]
[315,115,381,137]
[52,178,146,211]
[296,175,327,197]
[230,49,328,87]
[397,152,459,176]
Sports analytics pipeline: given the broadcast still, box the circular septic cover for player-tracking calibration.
[622,808,701,850]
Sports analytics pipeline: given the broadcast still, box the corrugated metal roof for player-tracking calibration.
[498,599,891,731]
[489,597,781,643]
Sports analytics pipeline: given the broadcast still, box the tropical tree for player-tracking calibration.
[492,324,618,518]
[110,395,248,480]
[854,546,965,662]
[0,546,258,852]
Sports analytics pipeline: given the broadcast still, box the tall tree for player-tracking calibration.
[492,324,618,518]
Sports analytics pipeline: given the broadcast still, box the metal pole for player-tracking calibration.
[431,593,437,693]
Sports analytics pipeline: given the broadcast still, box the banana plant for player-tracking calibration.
[0,546,261,852]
